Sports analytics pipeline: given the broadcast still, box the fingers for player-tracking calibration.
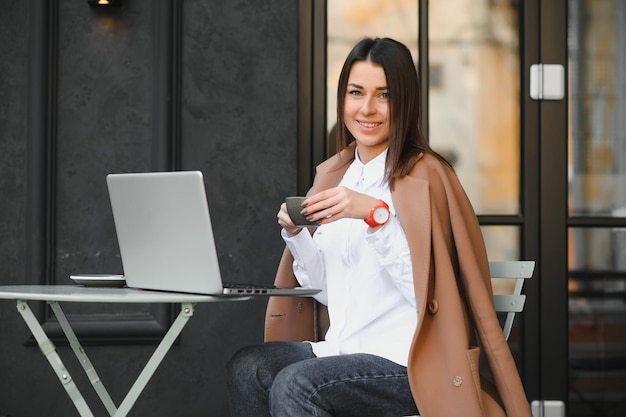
[302,188,380,224]
[302,187,349,224]
[277,203,302,236]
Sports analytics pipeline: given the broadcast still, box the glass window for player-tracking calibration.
[568,2,626,412]
[569,229,626,416]
[568,0,626,217]
[428,1,520,215]
[482,225,520,262]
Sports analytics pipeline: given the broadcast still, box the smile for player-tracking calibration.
[358,121,382,128]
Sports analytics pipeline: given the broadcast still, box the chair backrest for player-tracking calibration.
[489,260,535,340]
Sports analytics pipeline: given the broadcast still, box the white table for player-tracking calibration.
[0,285,250,417]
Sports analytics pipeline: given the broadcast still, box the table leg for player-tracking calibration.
[16,300,95,417]
[49,301,118,416]
[15,300,196,417]
[114,302,196,417]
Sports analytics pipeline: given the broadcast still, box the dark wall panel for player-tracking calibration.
[0,0,30,413]
[182,0,297,286]
[0,0,298,416]
[55,0,153,287]
[178,2,298,415]
[0,2,28,284]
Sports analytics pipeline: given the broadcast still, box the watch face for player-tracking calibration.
[373,206,390,223]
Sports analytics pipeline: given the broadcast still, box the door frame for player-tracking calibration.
[521,0,569,405]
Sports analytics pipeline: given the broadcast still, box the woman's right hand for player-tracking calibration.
[277,202,303,237]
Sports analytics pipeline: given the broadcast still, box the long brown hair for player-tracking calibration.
[335,37,449,186]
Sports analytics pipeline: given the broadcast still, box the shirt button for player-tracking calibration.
[452,376,462,387]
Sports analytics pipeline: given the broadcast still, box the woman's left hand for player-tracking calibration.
[300,187,380,225]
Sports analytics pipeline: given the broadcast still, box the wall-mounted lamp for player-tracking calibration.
[88,0,122,6]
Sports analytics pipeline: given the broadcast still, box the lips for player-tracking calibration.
[358,121,382,128]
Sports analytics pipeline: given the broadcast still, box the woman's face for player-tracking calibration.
[343,60,390,163]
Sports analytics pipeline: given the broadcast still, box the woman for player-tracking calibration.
[226,37,531,417]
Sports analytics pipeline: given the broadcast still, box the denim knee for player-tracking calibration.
[269,365,303,410]
[226,345,265,385]
[270,362,318,404]
[270,363,300,397]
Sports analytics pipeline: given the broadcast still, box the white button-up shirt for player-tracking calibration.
[282,149,418,366]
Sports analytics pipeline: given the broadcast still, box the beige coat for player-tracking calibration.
[265,144,532,417]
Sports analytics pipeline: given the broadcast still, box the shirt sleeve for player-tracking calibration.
[281,228,329,305]
[365,215,415,306]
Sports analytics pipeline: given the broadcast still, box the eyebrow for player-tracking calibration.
[347,82,388,91]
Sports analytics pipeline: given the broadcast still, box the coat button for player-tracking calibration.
[296,302,303,313]
[427,299,439,314]
[452,376,462,387]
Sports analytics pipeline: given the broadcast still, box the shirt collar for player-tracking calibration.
[344,148,388,189]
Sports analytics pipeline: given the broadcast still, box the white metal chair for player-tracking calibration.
[490,260,535,340]
[404,260,535,417]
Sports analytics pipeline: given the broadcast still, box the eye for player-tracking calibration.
[379,92,389,99]
[348,89,362,96]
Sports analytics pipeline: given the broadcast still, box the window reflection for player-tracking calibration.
[568,1,626,413]
[569,227,626,416]
[429,1,520,215]
[569,0,626,217]
[482,225,519,262]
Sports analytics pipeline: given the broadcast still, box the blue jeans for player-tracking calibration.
[226,341,419,417]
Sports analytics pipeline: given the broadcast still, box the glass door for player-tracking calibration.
[567,0,626,415]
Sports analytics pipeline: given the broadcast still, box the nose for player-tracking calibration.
[360,97,376,115]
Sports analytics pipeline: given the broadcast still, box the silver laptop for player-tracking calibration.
[106,171,320,297]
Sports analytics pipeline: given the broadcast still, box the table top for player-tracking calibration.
[0,285,252,303]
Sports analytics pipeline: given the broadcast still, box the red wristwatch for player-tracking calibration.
[364,199,390,227]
